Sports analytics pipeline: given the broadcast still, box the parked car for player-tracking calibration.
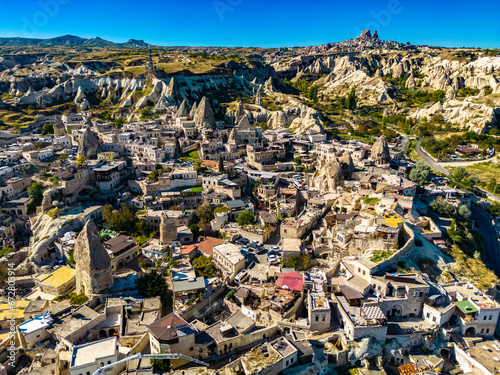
[235,269,248,284]
[256,247,267,254]
[269,246,281,251]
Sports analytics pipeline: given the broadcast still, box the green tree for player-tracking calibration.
[76,156,86,166]
[430,196,456,217]
[137,269,167,299]
[57,153,68,162]
[27,181,44,213]
[293,157,302,165]
[192,255,217,278]
[151,353,171,373]
[219,154,224,173]
[409,160,431,186]
[42,123,54,135]
[458,205,471,220]
[237,210,255,226]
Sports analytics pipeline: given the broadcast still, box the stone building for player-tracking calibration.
[74,220,112,297]
[159,212,178,244]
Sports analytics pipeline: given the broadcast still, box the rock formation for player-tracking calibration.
[194,96,215,129]
[74,220,112,297]
[77,127,100,158]
[340,151,355,179]
[190,101,198,118]
[264,77,275,93]
[310,159,344,193]
[371,135,391,164]
[176,99,188,118]
[53,116,66,137]
[160,212,178,244]
[405,72,416,89]
[74,87,89,110]
[235,100,246,123]
[255,87,263,106]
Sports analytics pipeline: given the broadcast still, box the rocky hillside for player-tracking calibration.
[0,31,498,134]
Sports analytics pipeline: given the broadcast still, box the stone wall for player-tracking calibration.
[372,223,415,273]
[181,285,226,322]
[239,226,275,244]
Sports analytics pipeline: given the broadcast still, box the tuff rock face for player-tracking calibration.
[194,96,215,129]
[235,100,246,123]
[371,135,391,164]
[78,127,100,158]
[160,212,178,244]
[176,99,188,118]
[340,151,355,179]
[310,159,344,193]
[53,116,66,137]
[255,87,263,106]
[74,220,112,297]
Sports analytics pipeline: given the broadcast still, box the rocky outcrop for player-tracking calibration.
[190,101,198,118]
[255,87,263,106]
[340,151,355,179]
[176,99,188,118]
[371,135,391,164]
[74,220,112,297]
[78,127,100,158]
[310,159,344,193]
[194,96,215,129]
[235,101,246,123]
[160,212,178,244]
[74,87,89,110]
[405,72,416,89]
[53,116,66,137]
[264,77,275,93]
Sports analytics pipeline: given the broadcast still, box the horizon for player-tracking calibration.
[0,0,498,49]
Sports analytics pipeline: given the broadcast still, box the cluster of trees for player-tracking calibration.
[27,181,44,214]
[188,204,215,240]
[458,87,480,97]
[102,203,153,240]
[42,123,54,135]
[448,167,480,191]
[137,269,168,300]
[146,167,172,181]
[409,161,432,186]
[283,253,311,270]
[338,88,357,110]
[282,78,319,101]
[236,210,255,226]
[192,255,217,278]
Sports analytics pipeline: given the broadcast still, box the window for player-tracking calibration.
[489,315,493,320]
[322,315,326,322]
[286,361,289,366]
[432,316,437,322]
[108,361,111,364]
[487,329,490,333]
[190,347,194,351]
[315,316,319,322]
[291,358,294,363]
[484,316,487,320]
[426,313,431,318]
[481,329,485,333]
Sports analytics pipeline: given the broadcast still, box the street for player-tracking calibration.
[415,141,450,175]
[471,205,500,277]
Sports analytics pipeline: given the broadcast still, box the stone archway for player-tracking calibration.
[109,328,116,336]
[465,327,476,336]
[99,330,107,338]
[386,304,403,318]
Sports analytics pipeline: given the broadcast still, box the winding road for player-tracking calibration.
[471,205,500,277]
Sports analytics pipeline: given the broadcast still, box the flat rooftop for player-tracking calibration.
[71,337,117,368]
[37,266,75,288]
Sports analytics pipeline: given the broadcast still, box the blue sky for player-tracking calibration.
[0,0,498,48]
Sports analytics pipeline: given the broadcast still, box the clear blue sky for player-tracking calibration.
[0,0,498,48]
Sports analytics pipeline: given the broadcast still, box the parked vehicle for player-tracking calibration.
[235,269,248,284]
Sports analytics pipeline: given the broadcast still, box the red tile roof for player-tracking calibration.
[179,236,225,257]
[148,313,191,341]
[276,272,303,292]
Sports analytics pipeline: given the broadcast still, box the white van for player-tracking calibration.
[234,269,247,284]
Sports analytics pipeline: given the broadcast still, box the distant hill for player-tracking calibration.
[0,34,150,48]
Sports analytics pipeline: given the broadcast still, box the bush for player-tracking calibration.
[430,196,456,217]
[186,296,197,306]
[137,269,168,299]
[225,289,236,299]
[69,292,89,306]
[237,210,255,226]
[192,255,216,278]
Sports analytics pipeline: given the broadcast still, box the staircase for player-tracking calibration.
[450,332,468,351]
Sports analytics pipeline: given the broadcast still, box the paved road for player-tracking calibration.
[439,159,495,167]
[415,141,450,175]
[471,205,500,277]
